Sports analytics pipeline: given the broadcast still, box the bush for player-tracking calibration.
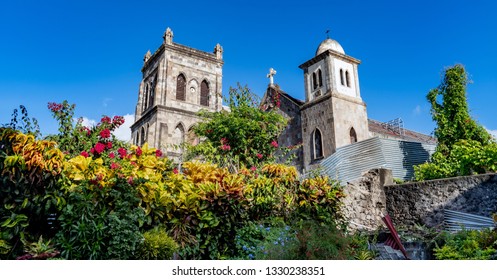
[433,229,497,260]
[138,227,178,260]
[55,178,145,259]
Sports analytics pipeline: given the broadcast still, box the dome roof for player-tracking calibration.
[316,38,345,56]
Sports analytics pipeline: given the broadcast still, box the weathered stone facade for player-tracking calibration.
[131,28,223,161]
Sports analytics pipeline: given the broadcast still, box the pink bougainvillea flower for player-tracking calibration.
[47,102,63,112]
[90,148,95,154]
[101,116,111,124]
[173,168,179,174]
[136,146,142,156]
[109,152,115,159]
[221,144,231,151]
[112,116,125,126]
[270,140,279,148]
[130,161,137,166]
[110,162,120,170]
[106,142,112,149]
[127,176,134,184]
[94,142,105,154]
[118,147,127,159]
[100,129,111,139]
[155,149,163,157]
[221,138,229,145]
[250,166,256,171]
[80,151,89,158]
[256,153,263,159]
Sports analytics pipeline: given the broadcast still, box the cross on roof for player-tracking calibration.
[267,68,277,85]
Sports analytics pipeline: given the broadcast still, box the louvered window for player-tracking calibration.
[200,80,209,106]
[176,74,186,101]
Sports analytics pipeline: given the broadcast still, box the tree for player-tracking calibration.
[415,65,496,180]
[427,64,492,155]
[186,84,287,170]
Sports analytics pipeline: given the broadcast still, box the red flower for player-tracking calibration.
[250,166,256,171]
[221,138,229,145]
[173,168,179,174]
[100,129,111,139]
[136,147,142,156]
[221,144,231,151]
[270,140,279,148]
[80,151,89,158]
[94,142,105,154]
[47,102,63,112]
[90,148,95,154]
[118,147,127,159]
[156,149,163,157]
[109,152,115,159]
[127,177,134,184]
[101,116,111,124]
[106,142,112,149]
[112,116,125,126]
[110,162,120,170]
[256,153,263,159]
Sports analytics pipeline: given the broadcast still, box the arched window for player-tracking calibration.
[312,72,317,90]
[350,127,357,144]
[318,69,323,87]
[312,128,323,160]
[340,69,344,86]
[149,84,155,108]
[176,74,186,101]
[140,127,146,146]
[346,70,350,87]
[200,80,209,107]
[172,123,185,153]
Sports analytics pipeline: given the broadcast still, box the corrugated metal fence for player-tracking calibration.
[319,137,436,185]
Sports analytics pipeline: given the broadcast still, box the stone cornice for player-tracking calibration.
[299,50,361,69]
[142,42,224,72]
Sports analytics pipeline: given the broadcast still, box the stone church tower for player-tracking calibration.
[298,37,369,170]
[130,27,224,160]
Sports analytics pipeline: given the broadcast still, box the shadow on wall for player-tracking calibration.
[399,141,431,180]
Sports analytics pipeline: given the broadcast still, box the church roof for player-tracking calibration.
[368,119,437,145]
[316,38,345,56]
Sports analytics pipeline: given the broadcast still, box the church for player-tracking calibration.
[131,27,435,176]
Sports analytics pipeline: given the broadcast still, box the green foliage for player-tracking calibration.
[415,140,497,180]
[0,128,65,259]
[55,178,145,259]
[254,220,372,260]
[4,105,40,138]
[17,236,60,260]
[427,64,492,154]
[186,84,287,169]
[433,229,497,260]
[415,65,496,181]
[138,227,178,260]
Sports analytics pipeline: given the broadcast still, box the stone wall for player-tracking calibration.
[342,170,497,232]
[342,168,392,232]
[384,173,497,228]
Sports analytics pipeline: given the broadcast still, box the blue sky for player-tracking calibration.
[1,0,496,140]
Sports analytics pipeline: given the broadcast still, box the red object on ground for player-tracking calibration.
[382,214,410,260]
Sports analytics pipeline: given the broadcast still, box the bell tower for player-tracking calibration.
[299,36,369,170]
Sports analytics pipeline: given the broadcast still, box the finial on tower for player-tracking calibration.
[143,50,152,63]
[163,27,173,45]
[267,68,277,85]
[214,43,223,60]
[326,29,330,39]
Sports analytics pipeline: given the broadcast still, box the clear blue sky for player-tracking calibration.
[1,0,496,140]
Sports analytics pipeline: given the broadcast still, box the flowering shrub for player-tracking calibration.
[187,84,287,170]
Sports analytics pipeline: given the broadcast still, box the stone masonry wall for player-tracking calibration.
[384,173,497,228]
[342,170,497,232]
[342,168,392,232]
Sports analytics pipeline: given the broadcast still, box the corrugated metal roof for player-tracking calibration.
[318,137,436,185]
